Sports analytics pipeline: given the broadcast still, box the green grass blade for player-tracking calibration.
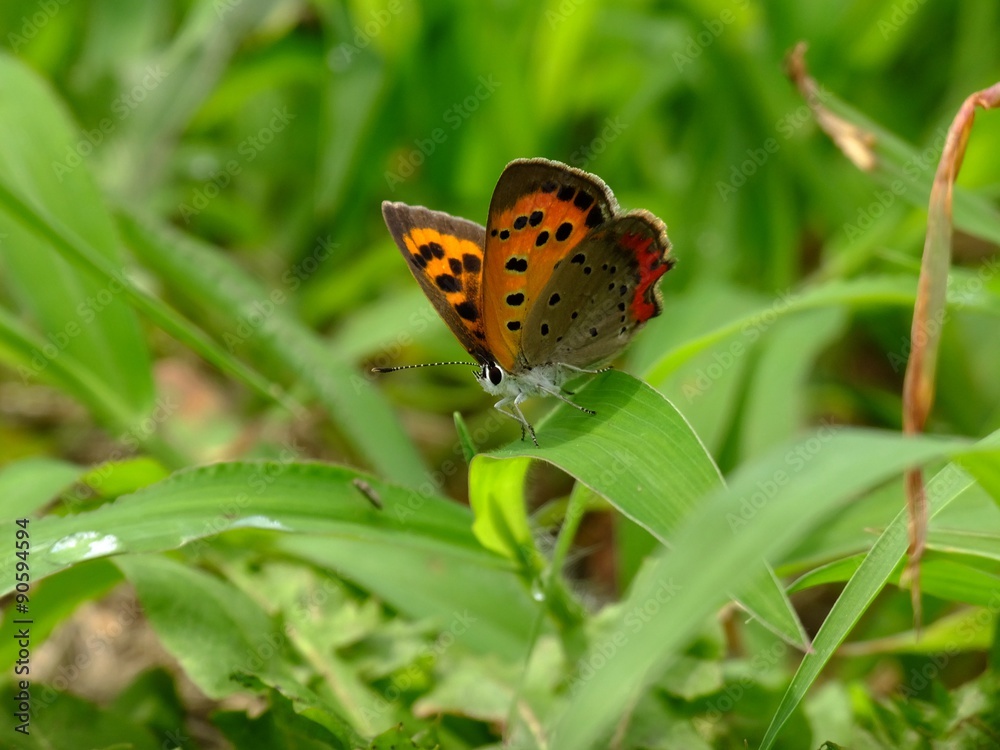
[0,54,154,415]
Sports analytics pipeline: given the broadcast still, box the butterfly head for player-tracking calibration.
[474,359,506,394]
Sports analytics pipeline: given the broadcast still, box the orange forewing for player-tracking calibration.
[481,163,617,371]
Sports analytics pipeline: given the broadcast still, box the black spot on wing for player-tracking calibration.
[455,301,478,321]
[505,257,528,272]
[435,274,461,293]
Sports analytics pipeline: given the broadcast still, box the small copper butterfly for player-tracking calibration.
[378,158,674,444]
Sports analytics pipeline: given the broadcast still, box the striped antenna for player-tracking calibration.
[371,361,478,374]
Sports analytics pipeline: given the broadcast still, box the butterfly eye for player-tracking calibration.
[486,362,504,386]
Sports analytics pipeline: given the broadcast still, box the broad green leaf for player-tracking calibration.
[0,54,153,415]
[7,463,480,590]
[78,457,170,500]
[3,461,540,660]
[481,370,809,649]
[633,280,765,454]
[116,210,427,487]
[547,429,1000,750]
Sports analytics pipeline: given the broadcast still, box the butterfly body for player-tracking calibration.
[380,158,673,443]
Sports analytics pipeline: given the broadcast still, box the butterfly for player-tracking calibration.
[378,158,673,444]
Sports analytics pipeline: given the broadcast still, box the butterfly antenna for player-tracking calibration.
[371,361,477,374]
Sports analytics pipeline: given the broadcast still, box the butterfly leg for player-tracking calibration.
[494,396,539,446]
[557,363,612,396]
[538,385,596,416]
[560,363,613,375]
